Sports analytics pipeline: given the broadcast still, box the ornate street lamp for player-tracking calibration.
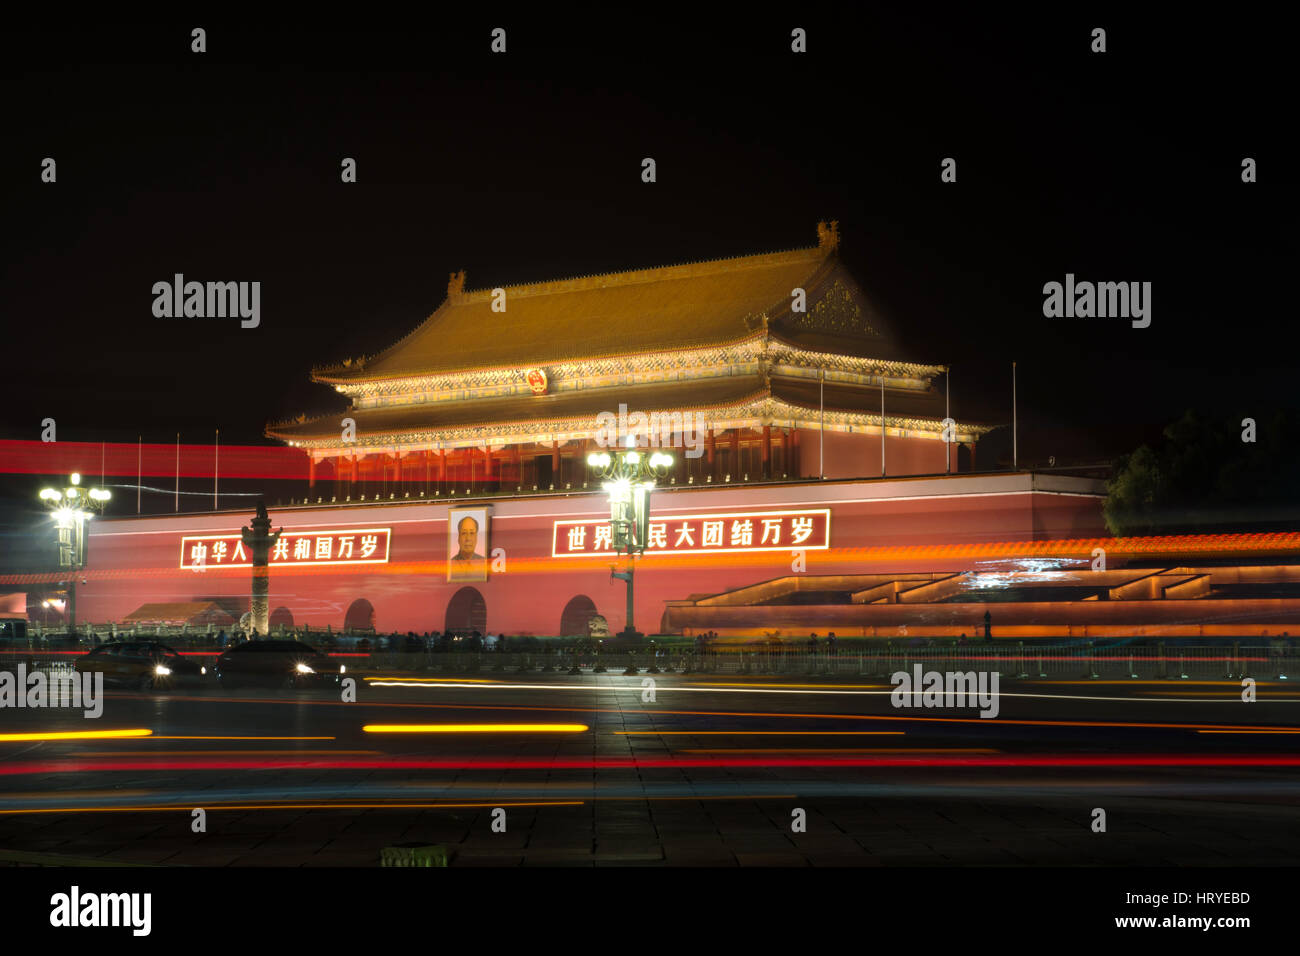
[38,473,111,632]
[587,438,673,641]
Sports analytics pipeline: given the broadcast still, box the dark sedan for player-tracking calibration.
[76,641,208,691]
[214,640,345,690]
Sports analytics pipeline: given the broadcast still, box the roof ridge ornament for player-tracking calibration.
[817,220,840,252]
[448,269,466,297]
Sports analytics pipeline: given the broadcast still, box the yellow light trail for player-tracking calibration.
[1142,690,1300,698]
[94,692,1300,735]
[363,723,589,734]
[149,735,336,740]
[1031,680,1292,686]
[364,677,498,683]
[69,750,382,757]
[0,729,152,742]
[616,730,905,736]
[684,682,891,690]
[365,679,1300,705]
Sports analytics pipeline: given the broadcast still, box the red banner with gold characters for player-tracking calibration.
[178,527,392,569]
[551,509,830,557]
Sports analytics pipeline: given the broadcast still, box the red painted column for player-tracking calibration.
[706,428,716,482]
[791,429,801,478]
[308,457,317,490]
[730,429,739,479]
[484,445,494,482]
[761,425,771,479]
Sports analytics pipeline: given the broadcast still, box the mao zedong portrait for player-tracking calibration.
[449,514,487,580]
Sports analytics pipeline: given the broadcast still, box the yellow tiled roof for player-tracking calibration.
[315,230,877,382]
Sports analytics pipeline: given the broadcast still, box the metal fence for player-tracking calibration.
[2,641,1294,681]
[349,642,1296,680]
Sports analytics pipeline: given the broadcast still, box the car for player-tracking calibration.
[75,641,208,691]
[213,639,345,691]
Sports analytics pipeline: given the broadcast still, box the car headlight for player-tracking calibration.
[200,666,207,675]
[154,664,172,676]
[339,664,346,674]
[295,662,314,674]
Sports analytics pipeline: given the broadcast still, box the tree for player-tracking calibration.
[1103,409,1300,537]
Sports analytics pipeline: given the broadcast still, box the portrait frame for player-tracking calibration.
[447,507,490,582]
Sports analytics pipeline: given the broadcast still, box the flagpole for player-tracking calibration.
[214,429,219,510]
[945,366,951,474]
[137,436,142,514]
[175,433,180,512]
[1012,361,1018,471]
[880,377,886,477]
[819,369,824,480]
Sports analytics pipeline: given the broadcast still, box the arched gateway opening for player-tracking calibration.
[560,595,599,637]
[344,598,375,632]
[445,587,487,635]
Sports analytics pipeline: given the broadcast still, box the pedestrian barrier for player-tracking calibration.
[4,640,1297,683]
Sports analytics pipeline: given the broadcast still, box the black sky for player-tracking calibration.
[1,10,1290,463]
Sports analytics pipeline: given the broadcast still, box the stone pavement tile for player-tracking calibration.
[454,852,523,866]
[935,847,1023,865]
[240,839,331,858]
[302,853,380,867]
[592,842,663,859]
[100,846,188,865]
[662,852,736,866]
[788,835,862,851]
[657,832,727,845]
[229,851,299,867]
[0,837,85,853]
[735,853,808,867]
[455,834,530,848]
[868,852,948,865]
[806,854,873,866]
[527,834,594,848]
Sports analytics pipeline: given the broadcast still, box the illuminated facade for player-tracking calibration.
[32,226,1299,640]
[266,222,988,491]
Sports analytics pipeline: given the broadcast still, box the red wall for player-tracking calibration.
[76,474,1106,636]
[795,429,952,480]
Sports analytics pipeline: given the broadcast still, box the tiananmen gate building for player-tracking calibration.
[16,224,1300,640]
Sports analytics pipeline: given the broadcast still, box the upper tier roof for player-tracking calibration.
[314,222,899,383]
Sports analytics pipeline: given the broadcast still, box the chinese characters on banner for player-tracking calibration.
[551,509,830,557]
[179,528,391,569]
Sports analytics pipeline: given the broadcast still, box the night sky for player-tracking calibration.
[0,11,1288,485]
